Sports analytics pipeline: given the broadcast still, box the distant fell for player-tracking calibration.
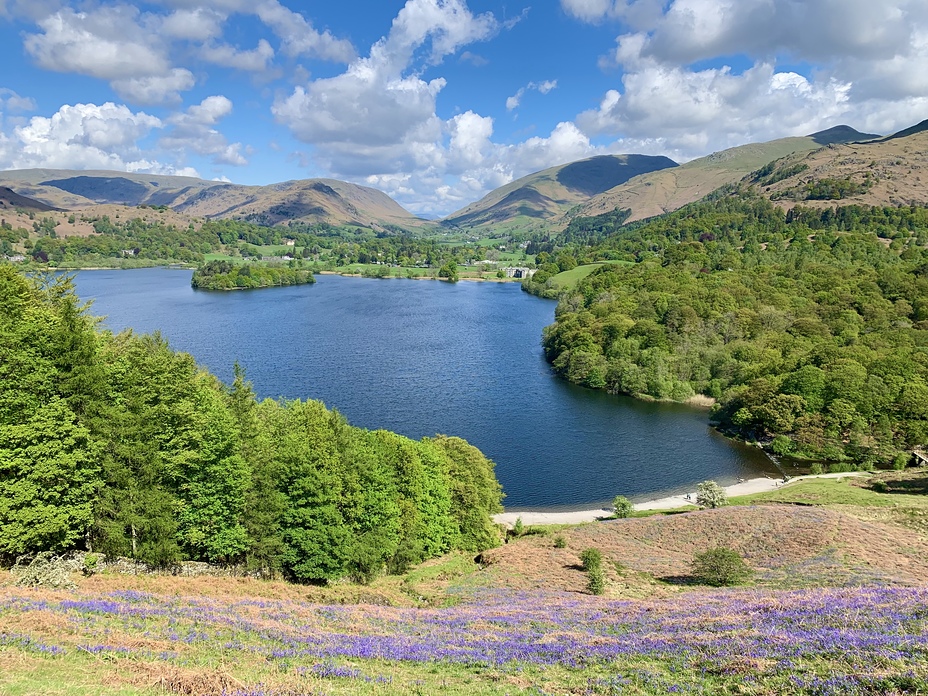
[0,169,425,230]
[746,123,928,209]
[809,124,880,145]
[443,153,676,231]
[874,118,928,143]
[0,185,60,212]
[575,126,878,224]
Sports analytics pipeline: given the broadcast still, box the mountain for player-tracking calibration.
[442,154,677,231]
[0,169,426,230]
[746,123,928,209]
[574,126,879,223]
[0,185,60,213]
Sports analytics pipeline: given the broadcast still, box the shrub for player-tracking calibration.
[692,547,753,587]
[586,566,605,595]
[553,535,567,548]
[580,547,602,571]
[696,480,727,509]
[512,517,524,538]
[612,495,634,518]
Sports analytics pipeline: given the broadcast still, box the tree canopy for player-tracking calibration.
[0,267,503,580]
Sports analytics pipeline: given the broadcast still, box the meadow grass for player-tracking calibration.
[3,580,927,695]
[549,261,633,290]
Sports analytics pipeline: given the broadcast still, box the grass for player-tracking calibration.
[3,576,928,695]
[729,472,928,509]
[548,260,633,290]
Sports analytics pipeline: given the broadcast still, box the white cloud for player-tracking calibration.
[566,0,928,163]
[160,8,225,41]
[0,88,37,113]
[201,38,275,71]
[506,80,558,110]
[161,96,248,166]
[254,1,356,62]
[274,0,497,177]
[111,69,196,106]
[1,102,164,171]
[24,7,168,81]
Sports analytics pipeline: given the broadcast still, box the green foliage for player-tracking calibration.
[586,565,605,595]
[612,495,634,518]
[696,480,727,509]
[539,191,928,464]
[438,261,459,282]
[192,259,315,289]
[512,517,524,537]
[553,535,567,548]
[0,266,503,581]
[691,547,753,586]
[580,547,602,572]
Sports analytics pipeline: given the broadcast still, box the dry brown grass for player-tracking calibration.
[479,505,928,594]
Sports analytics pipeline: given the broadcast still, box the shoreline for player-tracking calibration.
[493,471,869,526]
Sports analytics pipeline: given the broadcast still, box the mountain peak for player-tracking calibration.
[807,125,880,145]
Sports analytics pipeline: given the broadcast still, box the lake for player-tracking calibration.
[72,268,777,510]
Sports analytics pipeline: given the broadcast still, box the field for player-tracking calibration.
[548,261,634,290]
[3,471,928,695]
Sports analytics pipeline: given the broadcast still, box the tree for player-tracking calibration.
[696,480,727,509]
[612,495,634,518]
[438,261,458,282]
[692,547,753,586]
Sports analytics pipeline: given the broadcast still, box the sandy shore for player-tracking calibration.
[493,471,868,527]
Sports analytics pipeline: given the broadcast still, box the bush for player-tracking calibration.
[692,547,753,586]
[586,566,605,595]
[553,535,567,548]
[580,547,602,571]
[512,517,524,538]
[696,480,727,509]
[612,495,634,518]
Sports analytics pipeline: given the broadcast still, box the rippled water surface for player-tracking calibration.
[73,268,777,508]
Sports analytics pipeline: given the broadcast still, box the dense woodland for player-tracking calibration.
[0,267,502,578]
[191,259,315,290]
[531,190,928,466]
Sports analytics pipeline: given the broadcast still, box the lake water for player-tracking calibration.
[72,268,778,509]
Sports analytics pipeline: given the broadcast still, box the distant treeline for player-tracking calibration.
[14,216,502,270]
[532,190,928,467]
[191,260,315,290]
[0,267,502,580]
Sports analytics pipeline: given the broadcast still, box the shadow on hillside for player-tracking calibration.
[656,574,701,586]
[866,471,928,496]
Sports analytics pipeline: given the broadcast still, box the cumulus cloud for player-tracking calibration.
[24,7,169,80]
[200,39,275,71]
[0,102,165,171]
[21,5,201,105]
[565,0,928,162]
[273,0,497,177]
[161,95,248,166]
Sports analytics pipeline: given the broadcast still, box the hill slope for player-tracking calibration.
[0,169,425,230]
[748,127,928,209]
[576,126,879,223]
[443,154,677,231]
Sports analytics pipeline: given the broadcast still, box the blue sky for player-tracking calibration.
[0,0,926,217]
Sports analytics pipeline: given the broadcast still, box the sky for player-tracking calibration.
[0,1,926,218]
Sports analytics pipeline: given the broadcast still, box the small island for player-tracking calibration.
[191,259,316,290]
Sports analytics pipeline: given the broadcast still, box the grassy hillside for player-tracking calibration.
[0,169,426,231]
[443,154,677,232]
[3,471,927,695]
[576,127,879,223]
